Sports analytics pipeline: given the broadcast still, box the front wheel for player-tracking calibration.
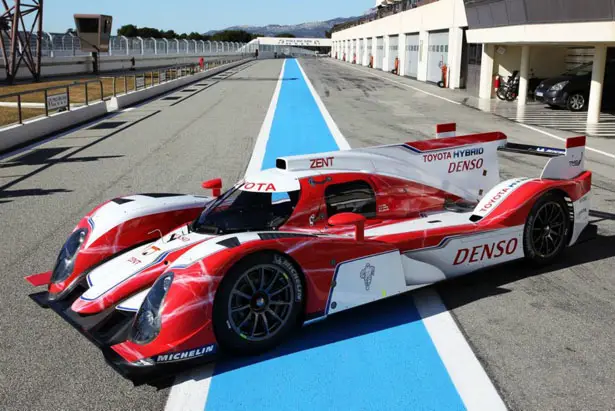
[213,252,304,355]
[567,93,587,112]
[496,88,507,100]
[523,192,571,266]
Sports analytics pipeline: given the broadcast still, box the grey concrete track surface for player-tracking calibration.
[301,58,615,411]
[0,59,283,411]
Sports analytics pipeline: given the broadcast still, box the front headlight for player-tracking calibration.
[549,81,569,92]
[50,228,88,284]
[129,272,174,345]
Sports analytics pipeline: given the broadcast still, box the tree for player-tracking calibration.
[275,33,296,38]
[117,24,138,37]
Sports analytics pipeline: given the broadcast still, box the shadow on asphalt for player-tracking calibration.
[0,188,73,200]
[145,215,615,389]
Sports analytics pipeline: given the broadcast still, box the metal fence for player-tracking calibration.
[0,58,245,127]
[0,32,251,60]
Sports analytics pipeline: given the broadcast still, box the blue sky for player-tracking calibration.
[44,0,375,34]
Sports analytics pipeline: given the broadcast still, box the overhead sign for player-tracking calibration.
[47,93,68,111]
[257,37,332,47]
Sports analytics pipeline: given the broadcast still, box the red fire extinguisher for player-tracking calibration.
[494,75,501,91]
[353,53,356,64]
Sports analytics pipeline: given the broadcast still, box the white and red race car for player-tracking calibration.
[27,124,592,381]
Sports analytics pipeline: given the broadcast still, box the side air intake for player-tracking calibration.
[276,159,287,169]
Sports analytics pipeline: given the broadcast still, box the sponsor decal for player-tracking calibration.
[128,256,142,265]
[453,238,518,265]
[479,179,528,213]
[310,156,334,168]
[569,152,583,167]
[142,245,161,256]
[274,254,303,302]
[378,204,390,212]
[155,344,217,363]
[244,182,276,192]
[359,263,375,291]
[448,158,483,173]
[423,147,483,163]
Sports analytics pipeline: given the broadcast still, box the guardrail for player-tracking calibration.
[0,58,240,127]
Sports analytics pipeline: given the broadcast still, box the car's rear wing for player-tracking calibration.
[435,123,586,180]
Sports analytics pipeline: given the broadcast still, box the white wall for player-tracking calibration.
[493,45,569,79]
[332,0,469,89]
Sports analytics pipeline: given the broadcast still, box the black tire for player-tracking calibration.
[566,92,587,112]
[496,88,507,100]
[523,192,571,266]
[212,252,304,355]
[505,90,517,101]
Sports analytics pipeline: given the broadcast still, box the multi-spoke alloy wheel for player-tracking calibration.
[567,93,586,112]
[228,264,294,342]
[529,202,566,259]
[213,253,303,354]
[523,193,570,265]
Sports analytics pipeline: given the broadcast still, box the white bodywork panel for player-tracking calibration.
[473,178,534,218]
[86,194,211,248]
[117,288,151,312]
[326,251,407,315]
[405,225,525,280]
[84,226,214,301]
[326,226,525,317]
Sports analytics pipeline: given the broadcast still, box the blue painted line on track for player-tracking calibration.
[204,58,465,411]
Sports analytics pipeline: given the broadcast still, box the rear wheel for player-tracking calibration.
[213,252,304,354]
[523,192,570,266]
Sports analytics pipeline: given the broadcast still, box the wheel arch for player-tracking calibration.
[212,248,309,322]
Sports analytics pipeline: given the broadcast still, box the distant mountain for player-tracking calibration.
[205,16,360,38]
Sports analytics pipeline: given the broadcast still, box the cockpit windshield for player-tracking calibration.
[191,184,301,235]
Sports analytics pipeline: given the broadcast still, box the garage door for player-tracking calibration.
[388,35,399,72]
[359,39,364,65]
[367,38,373,61]
[427,31,449,83]
[352,39,357,62]
[375,37,384,69]
[405,33,419,78]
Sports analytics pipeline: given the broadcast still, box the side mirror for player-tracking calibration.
[328,212,366,241]
[202,178,222,197]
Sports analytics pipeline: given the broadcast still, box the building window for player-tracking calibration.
[325,180,377,218]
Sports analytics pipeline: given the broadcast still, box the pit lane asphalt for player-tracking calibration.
[300,58,615,411]
[2,57,615,411]
[0,59,283,411]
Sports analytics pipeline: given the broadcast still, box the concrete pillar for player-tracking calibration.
[383,36,391,72]
[587,44,607,124]
[479,44,495,99]
[417,31,429,82]
[518,45,531,106]
[398,33,407,76]
[447,27,464,89]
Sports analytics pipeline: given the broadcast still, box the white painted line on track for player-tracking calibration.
[244,59,287,177]
[164,364,215,411]
[519,123,615,160]
[296,60,351,150]
[337,60,462,106]
[413,288,508,411]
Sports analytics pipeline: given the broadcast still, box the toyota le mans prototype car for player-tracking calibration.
[27,124,592,381]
